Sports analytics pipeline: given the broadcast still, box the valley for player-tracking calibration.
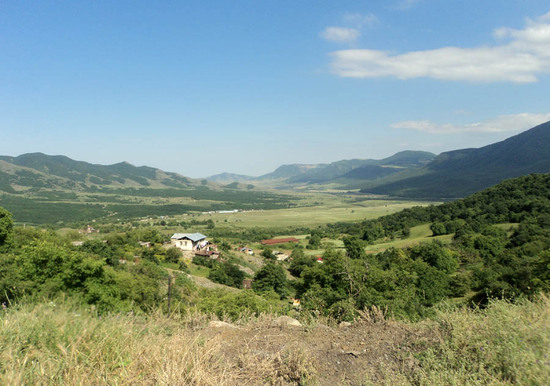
[1,123,550,384]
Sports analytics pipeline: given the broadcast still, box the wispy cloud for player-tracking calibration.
[320,27,360,43]
[320,13,378,44]
[329,12,550,83]
[343,12,378,28]
[391,113,550,134]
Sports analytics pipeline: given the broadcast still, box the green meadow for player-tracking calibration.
[186,197,435,229]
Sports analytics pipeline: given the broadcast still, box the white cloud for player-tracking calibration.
[391,113,550,134]
[320,27,360,43]
[320,27,361,43]
[320,13,378,44]
[329,12,550,83]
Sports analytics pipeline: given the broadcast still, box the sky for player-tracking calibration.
[1,0,550,178]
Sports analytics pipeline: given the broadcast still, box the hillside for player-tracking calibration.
[363,121,550,199]
[0,153,300,224]
[2,170,550,384]
[0,152,202,192]
[3,296,548,385]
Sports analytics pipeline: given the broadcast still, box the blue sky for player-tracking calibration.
[1,0,549,177]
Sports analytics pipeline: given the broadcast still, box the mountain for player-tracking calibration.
[257,164,325,181]
[290,151,436,184]
[206,172,255,184]
[0,152,206,193]
[363,121,550,199]
[205,151,436,186]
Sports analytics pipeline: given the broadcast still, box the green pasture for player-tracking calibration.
[189,199,434,229]
[365,223,453,253]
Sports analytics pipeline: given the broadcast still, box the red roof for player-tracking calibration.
[261,237,300,245]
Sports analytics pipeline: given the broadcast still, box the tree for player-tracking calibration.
[0,206,14,252]
[362,221,385,243]
[343,236,366,260]
[410,241,458,274]
[261,246,275,260]
[288,253,315,277]
[306,231,322,249]
[209,262,246,288]
[430,222,447,236]
[164,247,183,263]
[252,263,288,297]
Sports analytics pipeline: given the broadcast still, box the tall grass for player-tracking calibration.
[1,299,221,384]
[0,298,315,385]
[409,294,550,385]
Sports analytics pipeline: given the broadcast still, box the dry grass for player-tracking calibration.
[2,295,549,385]
[0,300,317,385]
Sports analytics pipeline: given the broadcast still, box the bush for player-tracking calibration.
[208,262,246,288]
[165,247,183,263]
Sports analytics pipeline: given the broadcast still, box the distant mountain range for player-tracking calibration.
[207,150,436,185]
[0,153,210,193]
[2,120,549,201]
[208,120,550,199]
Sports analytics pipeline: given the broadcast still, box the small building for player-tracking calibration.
[171,233,207,251]
[240,247,254,255]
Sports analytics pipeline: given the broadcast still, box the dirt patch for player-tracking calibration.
[194,312,438,385]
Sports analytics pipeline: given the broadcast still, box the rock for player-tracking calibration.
[274,316,302,327]
[339,321,352,328]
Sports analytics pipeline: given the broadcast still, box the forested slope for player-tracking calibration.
[364,120,550,198]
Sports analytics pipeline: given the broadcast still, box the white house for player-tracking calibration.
[170,233,207,251]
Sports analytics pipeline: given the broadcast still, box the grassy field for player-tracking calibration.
[365,223,453,253]
[186,198,435,229]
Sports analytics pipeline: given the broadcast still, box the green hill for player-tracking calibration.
[0,153,299,224]
[0,152,197,191]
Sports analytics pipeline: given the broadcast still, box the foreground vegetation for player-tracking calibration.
[1,295,548,384]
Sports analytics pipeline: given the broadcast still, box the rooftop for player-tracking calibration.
[171,233,207,242]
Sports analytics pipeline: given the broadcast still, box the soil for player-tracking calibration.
[194,313,438,385]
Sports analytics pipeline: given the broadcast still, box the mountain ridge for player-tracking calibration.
[206,150,437,185]
[362,120,550,199]
[0,152,209,192]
